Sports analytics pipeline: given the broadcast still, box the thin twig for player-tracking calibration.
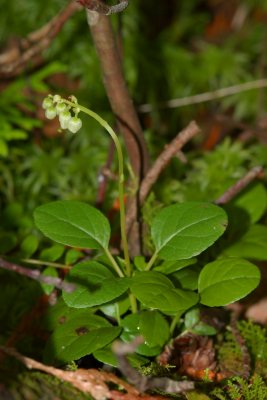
[113,338,194,394]
[0,1,80,78]
[126,121,200,234]
[0,258,75,292]
[139,121,200,204]
[215,166,264,205]
[138,79,267,113]
[22,258,70,269]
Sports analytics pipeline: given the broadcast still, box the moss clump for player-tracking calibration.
[238,320,267,379]
[217,330,244,377]
[211,374,267,400]
[1,370,93,400]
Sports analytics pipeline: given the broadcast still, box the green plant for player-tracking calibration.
[212,375,267,400]
[34,94,261,366]
[0,62,66,157]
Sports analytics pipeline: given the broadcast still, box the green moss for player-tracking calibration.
[217,330,244,377]
[2,370,93,400]
[211,375,267,400]
[238,320,267,379]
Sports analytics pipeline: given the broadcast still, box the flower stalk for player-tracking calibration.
[42,95,131,278]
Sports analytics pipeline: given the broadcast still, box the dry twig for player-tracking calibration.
[126,121,200,233]
[0,1,80,78]
[139,79,267,112]
[0,258,75,292]
[215,166,264,205]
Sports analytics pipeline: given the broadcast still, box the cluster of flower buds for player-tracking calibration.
[42,94,82,133]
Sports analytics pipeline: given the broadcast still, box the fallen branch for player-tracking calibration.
[0,1,80,78]
[126,121,200,233]
[138,79,267,112]
[0,257,75,292]
[215,166,264,205]
[0,346,167,400]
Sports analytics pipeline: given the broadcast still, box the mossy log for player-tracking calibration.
[0,370,93,400]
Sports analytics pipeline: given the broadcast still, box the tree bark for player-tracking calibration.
[87,12,150,255]
[88,13,149,180]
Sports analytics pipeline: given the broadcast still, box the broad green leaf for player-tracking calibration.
[184,308,200,329]
[171,266,201,290]
[44,312,121,364]
[65,249,83,266]
[40,244,65,262]
[184,308,217,335]
[192,322,216,336]
[131,271,198,312]
[93,347,118,367]
[63,261,130,308]
[121,311,169,356]
[154,258,197,274]
[41,267,58,295]
[151,202,227,260]
[224,224,267,261]
[43,298,96,331]
[93,346,149,367]
[198,258,260,306]
[100,295,130,318]
[134,256,147,271]
[233,183,267,223]
[34,201,110,250]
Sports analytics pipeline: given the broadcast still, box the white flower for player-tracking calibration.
[59,110,71,129]
[45,106,57,120]
[68,117,82,133]
[42,97,53,110]
[53,94,62,103]
[69,95,78,104]
[56,102,67,115]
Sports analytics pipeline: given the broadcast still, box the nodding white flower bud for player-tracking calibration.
[56,102,67,114]
[68,116,82,133]
[45,106,57,120]
[59,110,71,129]
[69,95,78,104]
[42,97,53,110]
[53,94,62,103]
